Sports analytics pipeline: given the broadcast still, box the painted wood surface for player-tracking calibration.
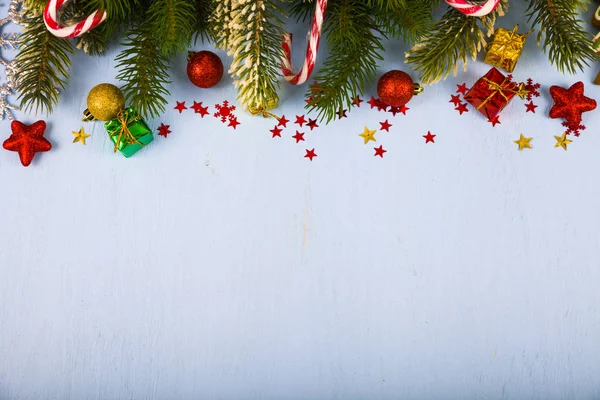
[1,2,599,399]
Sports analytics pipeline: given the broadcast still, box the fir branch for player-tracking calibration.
[526,0,598,74]
[378,0,436,41]
[193,0,215,43]
[221,0,287,112]
[147,0,195,55]
[16,13,74,114]
[115,24,171,118]
[307,0,384,122]
[406,1,507,85]
[84,0,140,20]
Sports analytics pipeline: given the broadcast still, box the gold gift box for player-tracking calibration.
[484,25,529,73]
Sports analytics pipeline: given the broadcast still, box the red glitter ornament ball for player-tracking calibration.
[377,70,417,107]
[187,51,223,88]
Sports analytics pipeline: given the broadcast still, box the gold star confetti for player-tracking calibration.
[554,132,572,151]
[359,126,376,144]
[513,134,533,151]
[72,127,91,145]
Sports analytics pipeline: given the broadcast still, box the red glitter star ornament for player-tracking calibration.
[3,120,52,167]
[525,101,538,113]
[374,145,387,158]
[307,118,319,130]
[549,82,596,132]
[423,131,436,144]
[278,115,289,127]
[379,120,392,132]
[270,126,282,138]
[191,101,209,117]
[304,148,317,161]
[292,131,305,143]
[174,101,187,113]
[157,123,171,138]
[295,115,306,127]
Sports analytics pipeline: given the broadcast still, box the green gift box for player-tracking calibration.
[104,107,153,158]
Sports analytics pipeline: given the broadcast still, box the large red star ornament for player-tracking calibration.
[3,120,52,167]
[549,82,596,130]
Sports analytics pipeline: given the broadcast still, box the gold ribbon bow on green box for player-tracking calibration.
[104,107,153,158]
[484,25,530,73]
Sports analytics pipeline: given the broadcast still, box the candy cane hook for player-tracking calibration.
[44,0,107,38]
[281,0,327,85]
[445,0,501,17]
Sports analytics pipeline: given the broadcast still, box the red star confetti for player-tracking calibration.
[375,99,388,112]
[525,101,538,113]
[352,96,363,107]
[278,115,289,127]
[423,131,436,144]
[292,131,305,143]
[295,115,306,127]
[214,100,237,123]
[389,106,401,116]
[449,94,462,106]
[174,101,187,113]
[191,101,209,117]
[456,83,469,95]
[368,96,378,109]
[270,126,282,138]
[374,145,387,158]
[305,96,315,105]
[488,115,501,127]
[398,105,409,115]
[307,118,319,130]
[228,117,240,129]
[157,123,171,138]
[379,120,392,132]
[455,102,469,115]
[336,109,348,119]
[304,148,317,161]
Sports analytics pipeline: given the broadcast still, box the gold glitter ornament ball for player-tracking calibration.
[85,83,126,121]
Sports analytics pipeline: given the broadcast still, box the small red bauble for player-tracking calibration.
[377,70,422,107]
[186,51,224,88]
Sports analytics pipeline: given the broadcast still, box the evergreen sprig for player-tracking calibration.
[16,13,74,114]
[147,0,195,55]
[307,0,384,122]
[115,24,171,118]
[526,0,598,74]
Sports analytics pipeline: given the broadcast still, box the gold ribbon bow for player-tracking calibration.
[477,77,530,110]
[111,109,143,153]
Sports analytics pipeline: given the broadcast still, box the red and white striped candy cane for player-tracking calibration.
[281,0,327,85]
[44,0,106,38]
[445,0,501,17]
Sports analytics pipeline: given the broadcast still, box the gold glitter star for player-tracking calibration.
[359,126,376,144]
[554,132,572,151]
[72,127,91,145]
[513,134,533,151]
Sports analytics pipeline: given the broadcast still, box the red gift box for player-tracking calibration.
[464,67,527,120]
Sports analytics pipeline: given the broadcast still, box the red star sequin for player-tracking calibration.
[488,116,501,127]
[389,106,401,116]
[270,126,282,138]
[307,118,319,130]
[304,148,317,161]
[368,96,379,109]
[191,101,209,117]
[455,102,469,115]
[3,120,52,167]
[292,131,305,143]
[456,83,469,95]
[423,131,436,144]
[374,145,387,158]
[228,117,240,129]
[352,96,363,107]
[449,94,462,106]
[278,115,289,127]
[379,120,392,132]
[295,115,306,127]
[305,96,315,106]
[157,123,171,138]
[398,105,409,115]
[525,101,538,113]
[174,101,187,113]
[336,109,348,119]
[549,81,596,131]
[375,99,388,112]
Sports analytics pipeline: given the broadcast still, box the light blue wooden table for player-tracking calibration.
[1,2,599,399]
